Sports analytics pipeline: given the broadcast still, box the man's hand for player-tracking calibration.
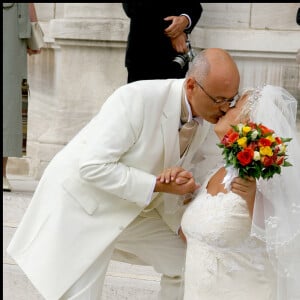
[164,15,189,39]
[27,3,42,56]
[170,33,188,53]
[27,48,41,55]
[155,166,200,195]
[154,176,199,195]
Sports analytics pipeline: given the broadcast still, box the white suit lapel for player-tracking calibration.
[160,79,184,168]
[161,113,180,169]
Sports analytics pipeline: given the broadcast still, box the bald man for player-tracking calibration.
[8,49,240,300]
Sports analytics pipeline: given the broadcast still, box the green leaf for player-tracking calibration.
[281,137,292,143]
[283,161,293,167]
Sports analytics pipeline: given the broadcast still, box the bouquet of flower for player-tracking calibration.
[218,122,292,180]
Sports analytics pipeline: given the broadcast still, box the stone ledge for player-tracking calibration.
[191,27,300,53]
[49,18,129,42]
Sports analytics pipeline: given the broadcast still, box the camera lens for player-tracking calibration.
[173,54,189,69]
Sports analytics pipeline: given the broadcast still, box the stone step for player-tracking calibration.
[3,176,160,299]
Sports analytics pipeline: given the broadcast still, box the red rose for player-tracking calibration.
[258,138,272,147]
[237,147,254,166]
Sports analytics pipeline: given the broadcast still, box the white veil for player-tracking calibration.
[242,84,300,300]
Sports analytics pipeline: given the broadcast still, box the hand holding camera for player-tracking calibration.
[172,37,196,69]
[164,15,190,39]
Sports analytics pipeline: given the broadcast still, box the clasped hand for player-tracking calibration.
[155,166,200,197]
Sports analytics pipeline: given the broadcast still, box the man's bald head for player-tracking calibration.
[187,48,240,92]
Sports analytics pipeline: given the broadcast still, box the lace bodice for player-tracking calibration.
[181,171,276,300]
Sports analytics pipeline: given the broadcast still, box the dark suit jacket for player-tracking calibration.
[123,1,202,79]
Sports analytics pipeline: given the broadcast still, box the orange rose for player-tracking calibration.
[258,124,274,136]
[221,130,239,147]
[275,136,282,144]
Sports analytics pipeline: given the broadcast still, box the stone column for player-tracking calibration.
[27,3,129,178]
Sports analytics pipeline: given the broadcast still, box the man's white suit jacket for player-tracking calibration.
[7,78,214,299]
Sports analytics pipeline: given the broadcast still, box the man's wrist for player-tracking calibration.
[180,14,191,30]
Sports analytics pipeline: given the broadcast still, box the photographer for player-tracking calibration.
[122,1,202,83]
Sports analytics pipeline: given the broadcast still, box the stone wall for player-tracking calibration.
[7,3,300,179]
[192,4,300,97]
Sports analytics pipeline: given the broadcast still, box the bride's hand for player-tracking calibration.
[231,177,256,217]
[154,175,200,195]
[157,166,192,184]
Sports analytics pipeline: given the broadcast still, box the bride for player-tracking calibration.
[159,84,300,300]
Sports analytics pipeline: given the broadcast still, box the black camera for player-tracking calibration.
[172,39,195,69]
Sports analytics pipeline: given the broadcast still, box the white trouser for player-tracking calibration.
[61,210,186,300]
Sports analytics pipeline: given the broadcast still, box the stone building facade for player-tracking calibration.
[8,3,300,179]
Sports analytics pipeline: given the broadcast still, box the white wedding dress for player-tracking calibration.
[181,168,276,300]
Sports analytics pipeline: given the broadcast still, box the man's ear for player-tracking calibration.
[185,77,197,100]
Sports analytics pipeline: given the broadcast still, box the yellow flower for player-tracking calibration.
[237,137,247,148]
[266,135,275,143]
[242,126,251,136]
[259,146,273,157]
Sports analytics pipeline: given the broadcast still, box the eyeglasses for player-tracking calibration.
[195,79,239,107]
